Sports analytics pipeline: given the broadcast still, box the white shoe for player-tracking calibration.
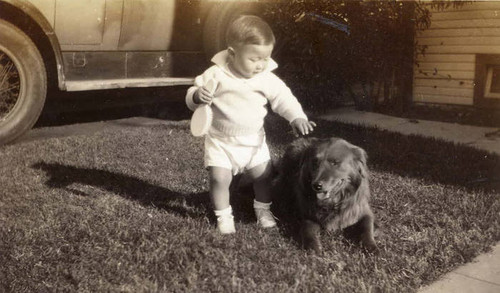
[216,214,236,234]
[255,208,277,228]
[214,206,236,234]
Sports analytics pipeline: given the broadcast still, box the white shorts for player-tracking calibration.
[204,128,270,175]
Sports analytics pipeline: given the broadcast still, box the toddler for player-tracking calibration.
[186,15,315,234]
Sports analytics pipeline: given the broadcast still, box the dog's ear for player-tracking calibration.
[287,138,315,162]
[281,138,316,178]
[352,146,368,179]
[353,146,367,165]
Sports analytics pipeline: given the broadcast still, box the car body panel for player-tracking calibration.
[1,0,260,91]
[56,0,107,46]
[119,0,175,50]
[29,0,124,51]
[28,0,203,52]
[27,0,55,27]
[61,51,206,81]
[55,0,123,50]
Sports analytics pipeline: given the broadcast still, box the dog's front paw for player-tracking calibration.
[301,220,323,253]
[303,237,323,253]
[362,240,379,254]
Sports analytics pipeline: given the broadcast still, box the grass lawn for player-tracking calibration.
[1,114,499,292]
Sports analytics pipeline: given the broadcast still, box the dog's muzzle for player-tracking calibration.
[316,191,330,200]
[313,179,345,200]
[312,182,330,200]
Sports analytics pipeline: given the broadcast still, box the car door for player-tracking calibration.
[119,0,207,78]
[55,0,124,51]
[118,0,174,50]
[118,0,202,51]
[29,0,124,51]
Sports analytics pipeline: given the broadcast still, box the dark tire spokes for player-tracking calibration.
[0,51,20,121]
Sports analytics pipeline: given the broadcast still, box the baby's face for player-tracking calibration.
[229,44,274,79]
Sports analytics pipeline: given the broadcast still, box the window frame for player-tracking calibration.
[484,65,500,99]
[474,54,500,108]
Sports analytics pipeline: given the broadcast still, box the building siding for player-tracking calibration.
[413,1,500,105]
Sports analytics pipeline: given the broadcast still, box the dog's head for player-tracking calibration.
[296,138,368,205]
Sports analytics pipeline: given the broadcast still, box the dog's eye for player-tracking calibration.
[328,159,340,166]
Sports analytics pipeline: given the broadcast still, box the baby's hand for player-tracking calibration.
[193,86,214,105]
[291,118,316,136]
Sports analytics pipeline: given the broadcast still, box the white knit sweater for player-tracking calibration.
[186,50,308,136]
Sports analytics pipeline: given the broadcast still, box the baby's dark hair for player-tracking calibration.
[226,15,275,47]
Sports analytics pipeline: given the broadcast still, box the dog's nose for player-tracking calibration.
[312,182,323,192]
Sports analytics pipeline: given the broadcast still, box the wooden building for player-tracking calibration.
[413,1,500,108]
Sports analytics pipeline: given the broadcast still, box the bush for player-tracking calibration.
[264,1,468,113]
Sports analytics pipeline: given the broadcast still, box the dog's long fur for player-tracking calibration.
[277,137,377,252]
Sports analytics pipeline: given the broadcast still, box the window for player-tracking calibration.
[484,65,500,99]
[474,54,500,106]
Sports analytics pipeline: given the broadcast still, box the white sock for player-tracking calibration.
[253,200,272,210]
[214,206,233,217]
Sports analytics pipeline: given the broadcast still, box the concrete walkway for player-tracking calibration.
[318,107,500,293]
[318,107,500,155]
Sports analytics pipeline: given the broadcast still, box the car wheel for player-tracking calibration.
[0,19,47,145]
[203,2,263,60]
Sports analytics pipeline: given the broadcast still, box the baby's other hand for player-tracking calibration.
[291,118,316,137]
[194,86,214,105]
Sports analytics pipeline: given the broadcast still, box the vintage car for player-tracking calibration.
[0,0,263,144]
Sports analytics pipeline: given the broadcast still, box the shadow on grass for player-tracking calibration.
[32,162,212,220]
[31,162,261,225]
[265,115,500,192]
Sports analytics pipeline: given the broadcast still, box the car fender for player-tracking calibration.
[0,0,66,90]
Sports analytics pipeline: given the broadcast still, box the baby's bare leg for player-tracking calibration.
[208,166,233,210]
[247,161,276,228]
[247,161,273,203]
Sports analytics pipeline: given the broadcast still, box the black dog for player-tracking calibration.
[276,137,377,253]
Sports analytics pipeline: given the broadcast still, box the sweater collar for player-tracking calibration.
[211,50,279,78]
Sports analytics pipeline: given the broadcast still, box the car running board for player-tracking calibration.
[65,77,195,91]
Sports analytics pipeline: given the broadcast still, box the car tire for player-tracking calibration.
[203,2,263,60]
[0,19,47,145]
